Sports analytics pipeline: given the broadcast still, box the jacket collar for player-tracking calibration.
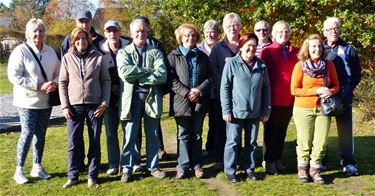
[100,37,130,53]
[233,53,265,70]
[323,38,347,49]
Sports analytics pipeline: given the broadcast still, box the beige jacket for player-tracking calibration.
[59,47,111,109]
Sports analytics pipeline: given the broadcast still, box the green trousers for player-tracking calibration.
[293,106,331,168]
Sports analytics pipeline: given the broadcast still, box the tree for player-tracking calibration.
[44,0,94,22]
[159,0,374,73]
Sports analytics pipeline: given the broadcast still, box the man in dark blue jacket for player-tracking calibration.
[323,17,361,176]
[60,10,104,59]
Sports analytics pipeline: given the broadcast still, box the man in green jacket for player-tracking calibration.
[117,18,167,183]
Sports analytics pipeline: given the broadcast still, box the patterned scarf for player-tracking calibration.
[302,59,326,78]
[73,46,90,78]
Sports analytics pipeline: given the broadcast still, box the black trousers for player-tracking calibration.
[263,106,293,162]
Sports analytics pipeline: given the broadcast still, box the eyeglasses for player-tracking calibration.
[225,24,240,29]
[276,30,290,34]
[325,27,340,32]
[255,28,268,32]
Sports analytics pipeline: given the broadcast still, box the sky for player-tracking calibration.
[0,0,100,8]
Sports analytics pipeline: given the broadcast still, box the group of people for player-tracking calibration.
[7,9,361,188]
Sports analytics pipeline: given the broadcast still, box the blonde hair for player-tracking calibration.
[222,12,242,27]
[70,27,92,50]
[25,18,47,42]
[174,23,200,45]
[271,20,291,39]
[298,34,327,61]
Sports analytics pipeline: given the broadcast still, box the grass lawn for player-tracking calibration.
[1,59,374,195]
[0,59,12,94]
[1,102,375,195]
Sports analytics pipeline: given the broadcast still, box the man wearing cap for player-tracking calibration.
[61,10,104,59]
[117,18,167,182]
[60,10,105,172]
[254,20,272,57]
[99,20,131,176]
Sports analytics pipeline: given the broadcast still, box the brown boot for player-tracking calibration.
[309,167,325,184]
[297,166,309,183]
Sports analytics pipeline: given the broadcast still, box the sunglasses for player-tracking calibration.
[255,29,268,32]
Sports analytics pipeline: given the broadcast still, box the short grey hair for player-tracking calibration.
[254,20,271,30]
[203,20,220,33]
[222,12,242,27]
[129,18,149,32]
[323,17,341,29]
[271,20,291,38]
[25,18,47,41]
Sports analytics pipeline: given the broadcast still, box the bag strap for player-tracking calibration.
[25,43,48,82]
[323,62,328,87]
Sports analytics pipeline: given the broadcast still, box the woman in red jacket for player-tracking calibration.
[259,21,299,175]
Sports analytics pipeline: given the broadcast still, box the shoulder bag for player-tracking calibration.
[320,69,343,116]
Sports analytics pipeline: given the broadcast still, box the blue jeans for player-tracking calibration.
[175,112,205,170]
[104,104,120,169]
[17,107,52,167]
[224,118,259,175]
[336,83,356,166]
[120,93,160,173]
[67,104,102,181]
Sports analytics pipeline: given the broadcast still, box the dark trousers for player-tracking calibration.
[67,104,102,181]
[175,112,205,170]
[205,100,216,156]
[336,84,357,166]
[212,99,227,163]
[263,106,293,162]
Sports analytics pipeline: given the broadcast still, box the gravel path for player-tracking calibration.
[0,93,63,132]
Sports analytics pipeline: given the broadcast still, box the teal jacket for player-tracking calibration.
[220,53,271,119]
[117,43,167,120]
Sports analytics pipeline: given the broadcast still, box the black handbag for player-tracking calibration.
[25,43,61,106]
[320,70,343,116]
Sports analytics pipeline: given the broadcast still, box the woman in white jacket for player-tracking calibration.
[7,18,60,184]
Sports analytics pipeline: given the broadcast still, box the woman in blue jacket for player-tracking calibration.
[221,33,271,183]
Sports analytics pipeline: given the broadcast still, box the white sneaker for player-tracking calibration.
[13,170,29,184]
[133,165,143,173]
[30,164,51,179]
[106,168,119,175]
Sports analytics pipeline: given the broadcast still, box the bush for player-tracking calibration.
[354,76,375,120]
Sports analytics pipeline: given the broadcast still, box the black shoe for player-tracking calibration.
[247,171,259,181]
[226,174,239,183]
[158,149,170,161]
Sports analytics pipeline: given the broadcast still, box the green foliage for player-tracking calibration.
[155,0,374,74]
[354,76,375,120]
[0,60,12,94]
